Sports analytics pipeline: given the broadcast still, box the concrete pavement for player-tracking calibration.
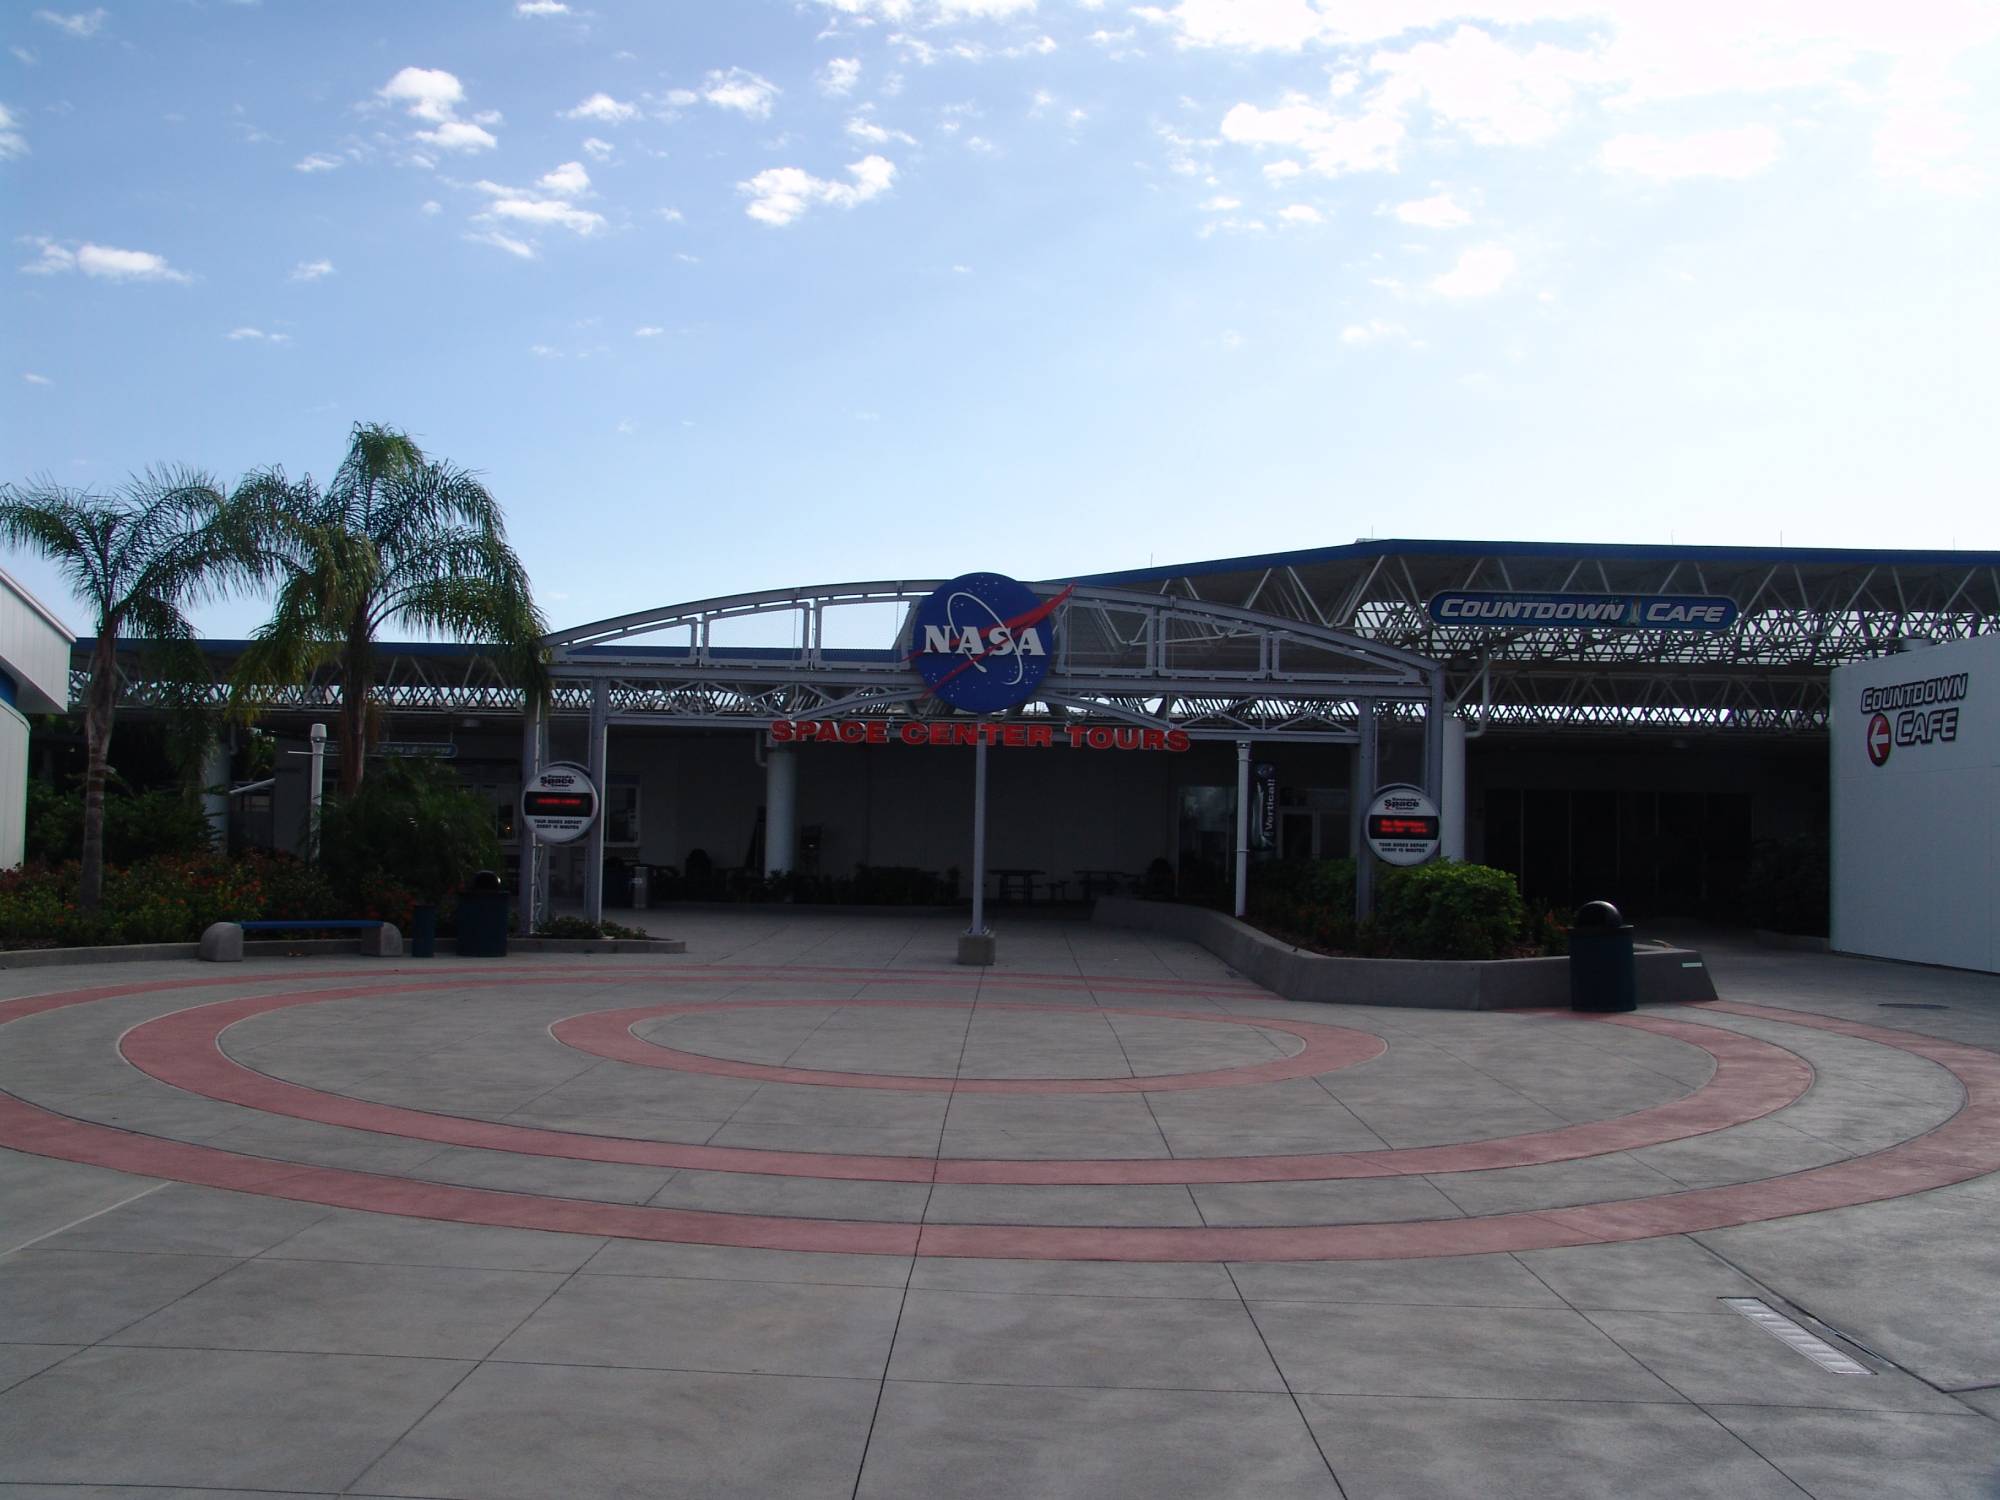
[0,913,1996,1496]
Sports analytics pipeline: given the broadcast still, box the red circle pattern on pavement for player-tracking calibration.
[0,965,1993,1262]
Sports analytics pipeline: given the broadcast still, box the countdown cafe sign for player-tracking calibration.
[770,719,1191,752]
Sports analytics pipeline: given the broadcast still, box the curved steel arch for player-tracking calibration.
[545,581,1442,725]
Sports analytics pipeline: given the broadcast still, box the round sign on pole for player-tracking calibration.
[1364,783,1441,866]
[907,572,1061,714]
[521,760,599,845]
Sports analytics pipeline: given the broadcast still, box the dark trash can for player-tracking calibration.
[1569,900,1636,1013]
[456,870,510,958]
[409,903,438,959]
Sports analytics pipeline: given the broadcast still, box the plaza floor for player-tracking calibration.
[2,911,1998,1497]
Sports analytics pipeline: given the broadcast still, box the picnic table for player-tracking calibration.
[990,867,1043,905]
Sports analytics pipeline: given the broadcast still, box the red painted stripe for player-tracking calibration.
[550,998,1382,1095]
[7,976,1992,1261]
[113,985,1805,1188]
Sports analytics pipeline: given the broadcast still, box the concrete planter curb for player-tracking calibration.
[1093,896,1717,1010]
[0,935,685,969]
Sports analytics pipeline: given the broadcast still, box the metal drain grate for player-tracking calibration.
[1721,1298,1872,1375]
[1880,1003,1948,1011]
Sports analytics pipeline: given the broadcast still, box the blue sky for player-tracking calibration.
[5,0,1998,639]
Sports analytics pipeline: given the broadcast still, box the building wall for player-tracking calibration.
[0,568,76,869]
[0,703,28,868]
[1831,636,1998,973]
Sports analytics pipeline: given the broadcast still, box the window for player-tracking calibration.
[605,780,641,846]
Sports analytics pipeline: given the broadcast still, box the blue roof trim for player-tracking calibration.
[1074,537,2000,588]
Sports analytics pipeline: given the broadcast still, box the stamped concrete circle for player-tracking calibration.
[1,964,1995,1262]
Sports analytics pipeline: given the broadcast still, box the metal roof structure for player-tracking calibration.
[1083,539,2000,736]
[68,539,2000,739]
[541,580,1443,743]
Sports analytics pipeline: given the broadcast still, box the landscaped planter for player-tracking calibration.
[1092,897,1716,1010]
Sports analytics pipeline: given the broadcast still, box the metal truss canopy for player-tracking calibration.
[543,581,1443,741]
[74,539,2000,739]
[1084,539,2000,738]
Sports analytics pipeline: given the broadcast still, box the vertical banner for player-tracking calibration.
[1253,762,1277,851]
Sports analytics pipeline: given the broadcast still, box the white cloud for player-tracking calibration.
[20,237,73,274]
[1262,159,1302,182]
[1431,242,1516,298]
[289,258,335,281]
[379,66,464,124]
[415,119,497,152]
[420,199,442,215]
[1370,25,1598,147]
[703,67,779,118]
[820,57,861,97]
[538,160,590,196]
[10,45,37,65]
[1279,203,1322,223]
[1200,194,1241,211]
[23,239,191,283]
[740,154,896,226]
[0,102,24,159]
[378,66,498,154]
[564,91,639,124]
[847,113,916,145]
[515,1,569,13]
[225,326,291,343]
[33,9,106,39]
[1395,191,1470,228]
[1600,125,1782,180]
[1157,2,1998,196]
[1219,95,1403,176]
[488,196,605,234]
[467,230,536,259]
[658,206,684,222]
[293,152,342,173]
[634,325,664,337]
[22,372,52,385]
[1340,319,1410,345]
[581,136,614,161]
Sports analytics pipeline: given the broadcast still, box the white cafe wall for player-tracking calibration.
[1831,633,1999,973]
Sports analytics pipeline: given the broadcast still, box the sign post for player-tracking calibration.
[959,736,994,966]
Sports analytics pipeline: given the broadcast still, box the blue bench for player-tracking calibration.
[199,918,402,961]
[239,919,385,933]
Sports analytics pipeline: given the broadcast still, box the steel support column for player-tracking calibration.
[1354,701,1377,920]
[582,679,609,926]
[1234,740,1251,919]
[516,697,541,935]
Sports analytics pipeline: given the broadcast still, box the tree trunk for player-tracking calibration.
[78,637,118,911]
[338,628,373,796]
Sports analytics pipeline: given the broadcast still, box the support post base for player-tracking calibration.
[956,931,996,967]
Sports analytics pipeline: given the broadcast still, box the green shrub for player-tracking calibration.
[0,850,338,950]
[1373,860,1526,960]
[316,758,499,911]
[26,778,213,865]
[535,915,655,940]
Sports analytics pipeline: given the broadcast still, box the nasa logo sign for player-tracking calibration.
[1865,712,1892,768]
[907,573,1069,714]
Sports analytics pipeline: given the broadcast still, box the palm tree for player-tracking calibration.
[0,469,262,908]
[235,423,547,795]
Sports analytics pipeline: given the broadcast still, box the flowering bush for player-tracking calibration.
[0,851,339,950]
